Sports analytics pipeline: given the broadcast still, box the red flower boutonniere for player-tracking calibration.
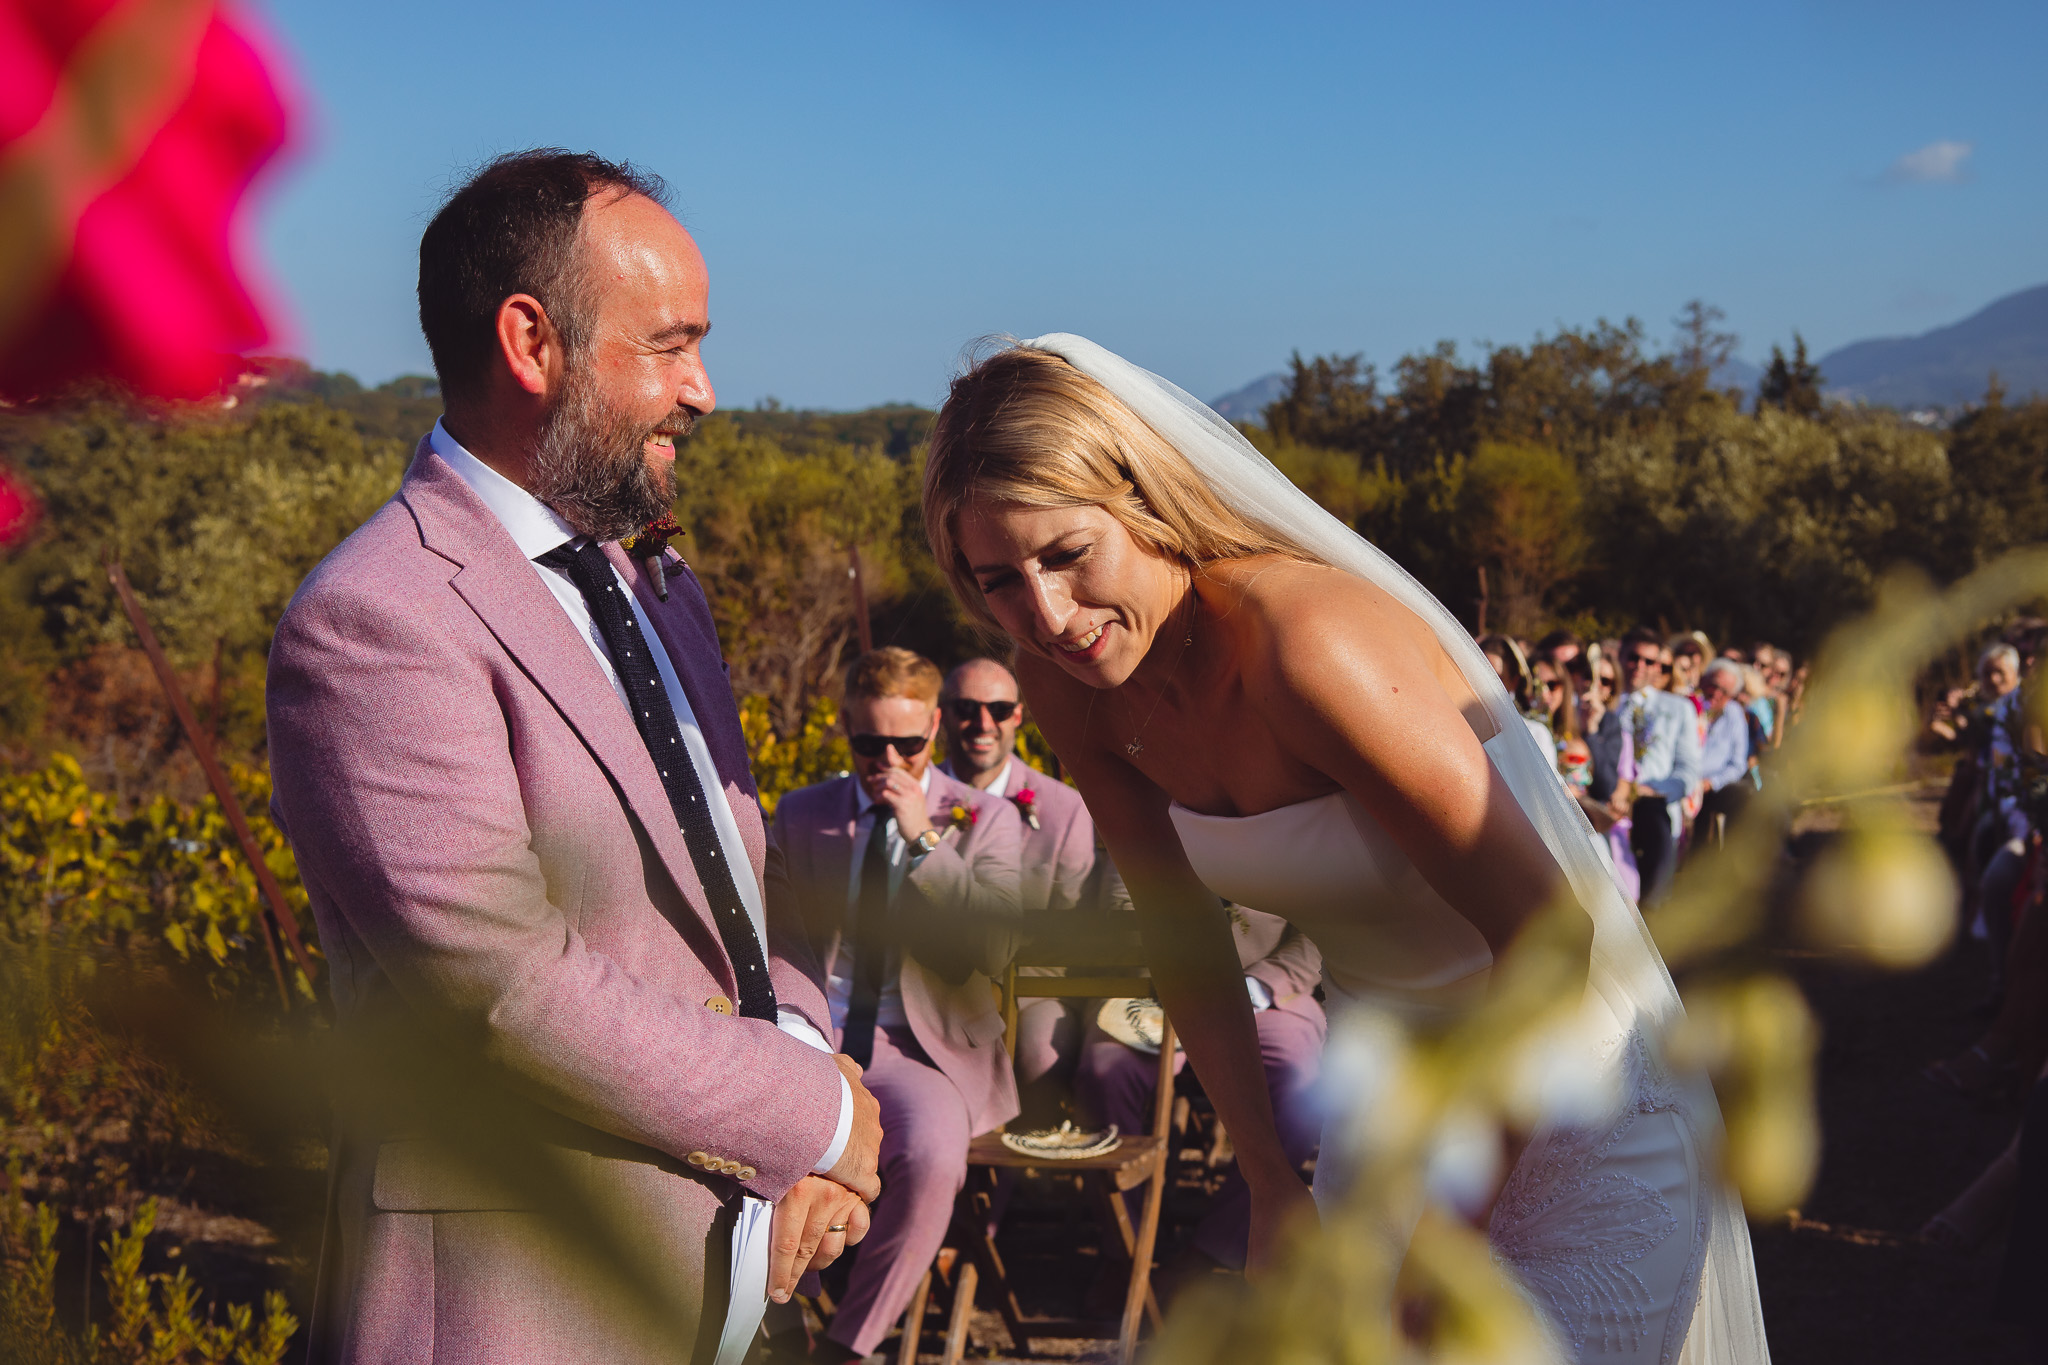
[948,803,978,833]
[1011,786,1040,830]
[623,516,684,601]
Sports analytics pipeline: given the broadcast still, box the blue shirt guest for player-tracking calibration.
[1617,626,1701,902]
[1693,658,1752,856]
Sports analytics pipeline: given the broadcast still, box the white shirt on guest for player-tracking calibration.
[431,421,850,1172]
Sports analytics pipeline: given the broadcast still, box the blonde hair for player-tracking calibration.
[843,646,942,706]
[921,345,1313,630]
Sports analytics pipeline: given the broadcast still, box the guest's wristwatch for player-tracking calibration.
[912,828,943,855]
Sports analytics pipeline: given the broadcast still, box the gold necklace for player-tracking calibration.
[1124,589,1198,760]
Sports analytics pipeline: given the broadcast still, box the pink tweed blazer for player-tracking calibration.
[268,443,842,1364]
[770,767,1023,1137]
[941,760,1096,914]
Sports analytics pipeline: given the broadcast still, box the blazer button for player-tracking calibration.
[705,996,733,1015]
[737,1166,757,1182]
[720,1159,742,1176]
[686,1151,709,1168]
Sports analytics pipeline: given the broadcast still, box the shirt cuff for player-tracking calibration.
[1245,975,1273,1012]
[776,1010,855,1176]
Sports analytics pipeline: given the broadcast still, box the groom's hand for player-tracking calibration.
[823,1052,882,1202]
[768,1175,871,1303]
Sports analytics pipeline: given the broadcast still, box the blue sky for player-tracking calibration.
[245,0,2048,411]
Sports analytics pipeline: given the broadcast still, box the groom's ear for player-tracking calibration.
[494,293,565,399]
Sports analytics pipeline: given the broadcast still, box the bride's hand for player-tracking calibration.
[1247,1173,1317,1272]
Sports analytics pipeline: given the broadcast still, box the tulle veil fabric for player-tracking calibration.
[1017,334,1770,1365]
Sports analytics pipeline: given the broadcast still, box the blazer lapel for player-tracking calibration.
[400,450,727,960]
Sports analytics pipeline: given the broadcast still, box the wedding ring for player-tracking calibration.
[827,1223,849,1233]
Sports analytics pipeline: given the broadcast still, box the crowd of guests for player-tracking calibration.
[1916,620,2048,1354]
[1474,627,1801,904]
[757,624,1801,1361]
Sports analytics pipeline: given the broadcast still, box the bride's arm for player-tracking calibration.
[1020,662,1315,1264]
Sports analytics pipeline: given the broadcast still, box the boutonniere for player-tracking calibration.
[1011,786,1040,830]
[623,515,684,601]
[947,802,978,833]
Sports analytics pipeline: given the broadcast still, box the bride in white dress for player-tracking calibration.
[916,335,1770,1364]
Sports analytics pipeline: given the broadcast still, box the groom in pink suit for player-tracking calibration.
[771,648,1024,1362]
[268,151,880,1365]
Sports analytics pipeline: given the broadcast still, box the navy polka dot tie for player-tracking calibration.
[538,541,777,1022]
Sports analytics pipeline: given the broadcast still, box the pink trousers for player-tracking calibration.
[825,1026,972,1357]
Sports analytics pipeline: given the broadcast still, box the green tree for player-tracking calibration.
[1757,334,1825,417]
[1457,440,1587,636]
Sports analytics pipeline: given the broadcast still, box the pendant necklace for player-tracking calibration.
[1124,588,1198,760]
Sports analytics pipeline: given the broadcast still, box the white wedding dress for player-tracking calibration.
[1172,790,1707,1363]
[1016,334,1771,1365]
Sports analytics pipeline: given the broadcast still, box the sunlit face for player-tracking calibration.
[941,660,1023,780]
[1534,660,1566,711]
[954,503,1186,690]
[1699,669,1739,708]
[843,695,938,802]
[1671,650,1702,692]
[1984,655,2022,697]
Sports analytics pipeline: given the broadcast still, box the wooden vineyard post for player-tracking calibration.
[848,544,874,654]
[107,561,318,1008]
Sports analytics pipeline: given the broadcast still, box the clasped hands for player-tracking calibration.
[767,1051,885,1304]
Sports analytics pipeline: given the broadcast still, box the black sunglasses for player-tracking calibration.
[944,698,1018,724]
[849,732,931,759]
[1624,652,1662,668]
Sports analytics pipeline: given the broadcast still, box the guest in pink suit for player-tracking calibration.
[266,152,880,1365]
[938,657,1103,1122]
[772,648,1025,1362]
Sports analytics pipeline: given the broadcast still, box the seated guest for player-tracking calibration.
[938,657,1099,1126]
[771,647,1025,1363]
[1617,626,1701,904]
[1073,904,1324,1274]
[1693,658,1752,847]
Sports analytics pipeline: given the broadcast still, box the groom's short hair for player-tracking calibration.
[418,148,670,401]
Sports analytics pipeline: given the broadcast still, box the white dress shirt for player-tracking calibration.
[431,423,851,1173]
[828,766,936,1033]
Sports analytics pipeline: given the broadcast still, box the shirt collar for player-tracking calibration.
[430,419,577,560]
[982,759,1014,799]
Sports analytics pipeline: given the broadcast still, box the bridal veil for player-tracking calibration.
[1015,333,1771,1365]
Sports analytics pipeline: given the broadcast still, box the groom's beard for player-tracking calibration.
[528,363,695,544]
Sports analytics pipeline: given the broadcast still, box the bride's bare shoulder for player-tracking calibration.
[1208,555,1483,727]
[1205,555,1428,652]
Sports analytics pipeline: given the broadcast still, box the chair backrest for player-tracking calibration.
[993,911,1178,1144]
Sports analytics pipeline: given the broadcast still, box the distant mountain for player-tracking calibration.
[1209,371,1289,423]
[1819,283,2048,409]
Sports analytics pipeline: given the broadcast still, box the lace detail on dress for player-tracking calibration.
[1488,1032,1701,1363]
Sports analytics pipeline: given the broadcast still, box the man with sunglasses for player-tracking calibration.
[770,647,1024,1364]
[1617,626,1702,904]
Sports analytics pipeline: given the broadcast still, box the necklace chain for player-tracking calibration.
[1125,589,1197,760]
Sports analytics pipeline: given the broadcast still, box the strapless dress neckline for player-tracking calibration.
[1167,790,1493,1016]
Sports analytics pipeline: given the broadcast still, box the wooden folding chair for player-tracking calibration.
[898,913,1176,1365]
